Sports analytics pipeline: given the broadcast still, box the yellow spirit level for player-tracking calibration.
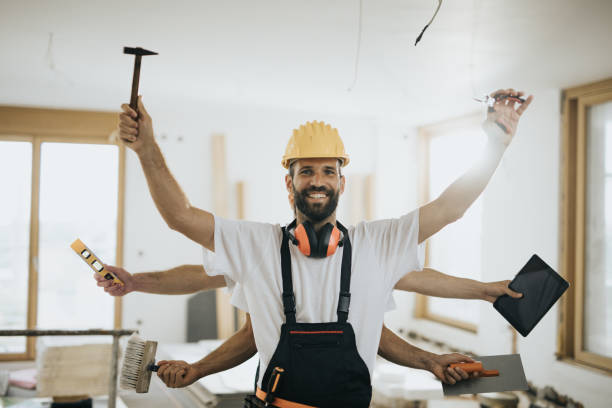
[70,238,124,285]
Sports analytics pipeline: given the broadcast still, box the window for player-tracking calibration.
[559,78,612,372]
[415,114,486,332]
[0,107,125,360]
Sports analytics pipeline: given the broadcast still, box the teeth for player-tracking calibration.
[309,193,326,198]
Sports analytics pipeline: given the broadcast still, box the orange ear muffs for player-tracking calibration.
[293,221,341,258]
[325,226,341,257]
[294,222,314,256]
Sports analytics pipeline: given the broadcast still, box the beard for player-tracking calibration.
[293,184,340,222]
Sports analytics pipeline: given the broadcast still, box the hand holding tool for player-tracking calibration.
[473,94,526,108]
[123,47,158,115]
[450,361,499,377]
[71,238,124,285]
[120,333,159,393]
[442,354,528,396]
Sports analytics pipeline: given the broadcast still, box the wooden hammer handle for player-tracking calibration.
[130,55,142,112]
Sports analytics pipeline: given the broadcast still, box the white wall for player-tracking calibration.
[384,89,612,408]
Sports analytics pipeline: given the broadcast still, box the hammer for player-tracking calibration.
[123,47,158,115]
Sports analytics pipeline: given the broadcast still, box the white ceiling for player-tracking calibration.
[1,0,611,126]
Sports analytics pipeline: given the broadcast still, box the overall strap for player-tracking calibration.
[281,223,297,324]
[336,221,352,323]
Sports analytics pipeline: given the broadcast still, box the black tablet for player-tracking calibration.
[493,254,569,337]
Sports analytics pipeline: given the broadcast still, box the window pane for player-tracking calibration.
[0,141,31,353]
[585,101,612,358]
[38,143,118,329]
[427,129,486,326]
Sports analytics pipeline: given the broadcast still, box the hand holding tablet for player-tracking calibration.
[494,254,569,337]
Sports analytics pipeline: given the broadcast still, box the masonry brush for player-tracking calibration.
[119,333,159,393]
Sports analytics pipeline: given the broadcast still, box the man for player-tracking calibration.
[117,89,532,407]
[96,262,521,387]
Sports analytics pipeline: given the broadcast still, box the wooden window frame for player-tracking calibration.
[0,106,125,361]
[414,113,482,333]
[558,78,612,373]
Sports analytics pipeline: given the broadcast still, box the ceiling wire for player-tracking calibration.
[415,0,443,45]
[44,32,56,71]
[347,0,363,92]
[43,32,74,85]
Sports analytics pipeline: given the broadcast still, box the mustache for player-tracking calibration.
[302,186,332,195]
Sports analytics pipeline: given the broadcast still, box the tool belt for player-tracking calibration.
[244,390,317,408]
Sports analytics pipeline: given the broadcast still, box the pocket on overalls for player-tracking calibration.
[288,330,344,399]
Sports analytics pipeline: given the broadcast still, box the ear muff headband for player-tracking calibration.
[287,219,342,258]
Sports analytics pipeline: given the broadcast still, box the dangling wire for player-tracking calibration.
[347,0,363,92]
[45,32,56,71]
[415,0,443,46]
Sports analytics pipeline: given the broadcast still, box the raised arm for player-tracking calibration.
[418,89,533,244]
[94,264,226,296]
[394,267,522,303]
[118,97,215,250]
[377,325,475,385]
[157,314,257,388]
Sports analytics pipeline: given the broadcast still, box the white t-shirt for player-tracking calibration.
[202,210,424,387]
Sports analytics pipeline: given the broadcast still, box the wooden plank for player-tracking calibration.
[26,139,41,360]
[0,106,117,138]
[37,343,113,397]
[573,97,587,360]
[558,95,577,357]
[235,181,247,329]
[211,134,235,339]
[414,128,430,319]
[115,144,126,329]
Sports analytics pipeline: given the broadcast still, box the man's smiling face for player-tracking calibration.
[286,157,345,223]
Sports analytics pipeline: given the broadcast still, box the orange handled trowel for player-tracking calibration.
[442,354,528,396]
[449,361,499,377]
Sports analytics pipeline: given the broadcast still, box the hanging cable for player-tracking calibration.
[415,0,443,46]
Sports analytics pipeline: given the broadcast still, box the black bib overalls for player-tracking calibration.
[245,222,372,408]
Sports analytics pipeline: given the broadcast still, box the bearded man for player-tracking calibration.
[117,89,532,407]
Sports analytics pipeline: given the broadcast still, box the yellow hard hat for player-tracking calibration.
[281,120,350,169]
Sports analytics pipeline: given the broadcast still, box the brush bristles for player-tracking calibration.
[119,333,146,390]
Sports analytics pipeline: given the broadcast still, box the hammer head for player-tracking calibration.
[123,47,158,56]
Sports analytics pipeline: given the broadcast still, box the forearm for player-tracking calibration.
[192,319,257,377]
[396,268,486,300]
[378,326,435,370]
[437,140,505,220]
[133,265,225,295]
[137,143,193,230]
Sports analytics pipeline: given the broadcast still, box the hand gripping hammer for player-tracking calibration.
[123,47,158,115]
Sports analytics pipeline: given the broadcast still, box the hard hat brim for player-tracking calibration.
[282,155,350,169]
